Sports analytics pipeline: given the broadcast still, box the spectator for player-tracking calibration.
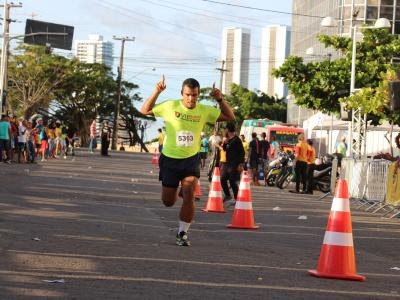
[199,132,209,170]
[270,135,280,159]
[89,119,97,154]
[17,118,27,163]
[290,133,308,193]
[9,115,18,162]
[220,122,245,205]
[335,136,347,156]
[47,121,56,158]
[55,120,64,157]
[305,139,316,194]
[35,118,48,162]
[25,120,35,163]
[0,114,11,163]
[209,128,222,157]
[157,128,164,153]
[240,134,249,162]
[101,121,111,156]
[248,132,261,185]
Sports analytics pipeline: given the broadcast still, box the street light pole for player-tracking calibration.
[111,36,135,150]
[321,17,391,158]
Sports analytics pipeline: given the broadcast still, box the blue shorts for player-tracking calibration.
[158,153,200,188]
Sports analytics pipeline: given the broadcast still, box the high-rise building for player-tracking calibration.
[288,1,340,125]
[74,35,113,68]
[289,0,400,125]
[220,28,251,95]
[259,25,291,99]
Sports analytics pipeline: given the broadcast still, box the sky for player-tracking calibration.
[8,0,293,140]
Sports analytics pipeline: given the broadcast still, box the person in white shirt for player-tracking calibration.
[17,118,27,163]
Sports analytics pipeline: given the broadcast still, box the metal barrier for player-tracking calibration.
[340,158,398,218]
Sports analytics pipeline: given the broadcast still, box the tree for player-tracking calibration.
[8,45,69,118]
[118,80,155,151]
[52,60,116,145]
[224,84,287,126]
[273,28,400,124]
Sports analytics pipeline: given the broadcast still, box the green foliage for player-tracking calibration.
[273,28,400,124]
[8,45,69,117]
[7,44,154,146]
[224,84,287,127]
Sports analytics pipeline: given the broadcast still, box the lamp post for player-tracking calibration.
[321,16,391,158]
[305,47,332,153]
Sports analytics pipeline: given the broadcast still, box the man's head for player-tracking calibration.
[27,120,32,128]
[298,133,304,141]
[37,118,43,125]
[225,122,235,133]
[261,132,266,139]
[307,139,313,146]
[0,114,7,121]
[251,132,257,139]
[181,78,200,109]
[240,134,245,141]
[158,128,162,133]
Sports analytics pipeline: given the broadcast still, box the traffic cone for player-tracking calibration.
[308,179,366,281]
[194,180,201,201]
[151,149,158,165]
[202,167,225,213]
[227,171,259,229]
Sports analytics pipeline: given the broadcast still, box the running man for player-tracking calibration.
[140,76,235,246]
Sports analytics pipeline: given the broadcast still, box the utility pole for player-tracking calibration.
[111,36,135,150]
[0,0,22,116]
[216,60,228,92]
[215,60,228,131]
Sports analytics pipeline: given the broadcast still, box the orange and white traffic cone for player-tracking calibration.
[151,149,159,165]
[308,179,366,281]
[227,171,259,229]
[194,180,201,201]
[202,167,225,213]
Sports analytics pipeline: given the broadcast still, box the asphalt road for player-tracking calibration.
[0,150,399,300]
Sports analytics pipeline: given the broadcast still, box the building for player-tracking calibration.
[220,28,251,95]
[289,0,400,125]
[74,35,113,68]
[259,25,291,99]
[288,1,341,125]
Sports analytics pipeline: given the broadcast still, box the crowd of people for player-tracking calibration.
[0,114,77,164]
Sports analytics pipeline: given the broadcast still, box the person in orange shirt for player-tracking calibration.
[305,139,316,194]
[290,133,308,193]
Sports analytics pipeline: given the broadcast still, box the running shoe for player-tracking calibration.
[176,231,190,246]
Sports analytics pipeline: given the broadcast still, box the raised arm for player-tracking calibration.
[140,75,166,116]
[210,83,235,122]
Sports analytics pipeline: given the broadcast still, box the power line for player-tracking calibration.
[200,0,325,19]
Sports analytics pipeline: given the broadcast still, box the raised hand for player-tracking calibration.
[210,82,223,101]
[156,75,166,93]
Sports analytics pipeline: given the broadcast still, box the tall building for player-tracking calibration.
[74,35,113,68]
[289,0,400,125]
[259,25,291,99]
[288,1,340,125]
[220,28,251,95]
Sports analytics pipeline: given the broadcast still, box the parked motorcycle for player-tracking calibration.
[275,152,296,189]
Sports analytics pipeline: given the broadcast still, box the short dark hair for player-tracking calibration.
[182,78,200,91]
[251,132,257,138]
[225,122,236,133]
[261,132,266,138]
[158,128,162,133]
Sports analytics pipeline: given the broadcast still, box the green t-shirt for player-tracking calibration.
[152,100,220,159]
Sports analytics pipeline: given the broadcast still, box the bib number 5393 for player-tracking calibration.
[176,131,194,147]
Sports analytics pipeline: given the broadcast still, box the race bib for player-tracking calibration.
[176,131,194,147]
